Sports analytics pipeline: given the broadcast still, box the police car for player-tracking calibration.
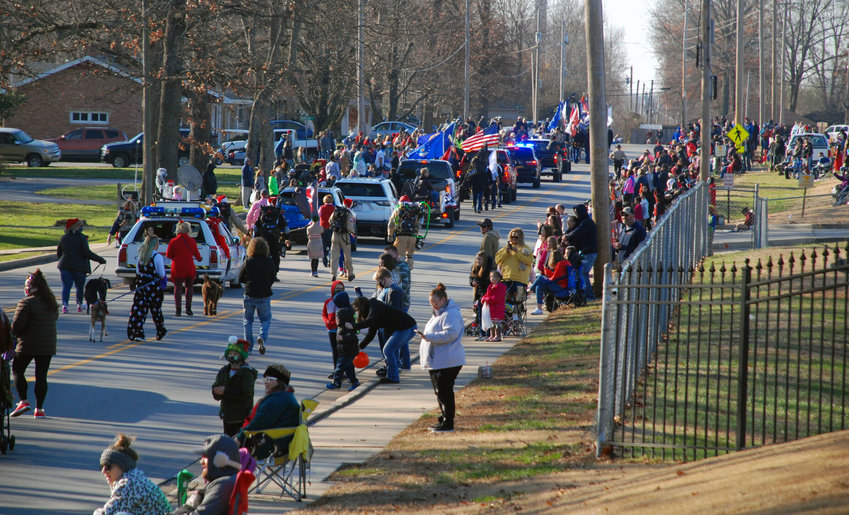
[334,177,399,242]
[115,202,246,287]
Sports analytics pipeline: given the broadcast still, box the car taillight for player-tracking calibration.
[209,246,218,267]
[456,170,461,178]
[554,154,559,164]
[441,212,448,218]
[528,160,537,166]
[118,244,127,266]
[444,185,450,193]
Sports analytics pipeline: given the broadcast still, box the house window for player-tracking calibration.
[70,111,109,124]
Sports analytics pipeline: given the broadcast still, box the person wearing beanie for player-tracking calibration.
[171,434,241,515]
[235,363,300,458]
[326,291,360,391]
[56,217,106,313]
[211,337,257,436]
[94,433,170,515]
[321,281,347,378]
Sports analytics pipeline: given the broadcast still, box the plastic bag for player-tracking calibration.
[481,302,493,331]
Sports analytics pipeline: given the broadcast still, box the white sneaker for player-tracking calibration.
[531,309,544,315]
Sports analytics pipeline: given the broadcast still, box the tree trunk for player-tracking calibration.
[157,0,187,179]
[188,90,212,172]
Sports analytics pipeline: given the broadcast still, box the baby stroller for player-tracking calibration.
[502,286,528,337]
[0,354,16,454]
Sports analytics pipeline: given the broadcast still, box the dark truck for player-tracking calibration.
[101,128,218,168]
[525,138,570,182]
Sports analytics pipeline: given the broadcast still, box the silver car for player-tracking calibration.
[0,128,61,167]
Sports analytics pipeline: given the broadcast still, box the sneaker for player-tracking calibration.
[33,408,46,419]
[375,367,387,377]
[347,381,361,391]
[156,329,167,341]
[10,401,31,417]
[77,304,84,313]
[185,308,193,316]
[429,422,454,433]
[378,377,399,384]
[257,337,266,355]
[325,382,341,390]
[531,309,544,315]
[62,305,69,314]
[311,272,319,278]
[347,273,356,282]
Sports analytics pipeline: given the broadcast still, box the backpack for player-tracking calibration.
[257,206,282,247]
[329,206,350,233]
[395,203,419,236]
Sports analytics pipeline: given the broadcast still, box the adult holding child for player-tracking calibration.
[417,283,465,433]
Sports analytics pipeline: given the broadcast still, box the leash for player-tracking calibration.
[107,279,158,303]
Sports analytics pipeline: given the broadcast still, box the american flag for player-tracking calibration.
[461,123,500,152]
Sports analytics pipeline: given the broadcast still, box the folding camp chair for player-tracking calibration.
[243,398,318,501]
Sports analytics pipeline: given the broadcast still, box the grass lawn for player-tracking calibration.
[0,201,113,251]
[303,304,603,512]
[36,184,122,202]
[0,165,137,180]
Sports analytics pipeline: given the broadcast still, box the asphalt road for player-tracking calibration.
[0,161,595,514]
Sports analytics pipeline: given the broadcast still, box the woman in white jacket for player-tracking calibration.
[418,283,466,433]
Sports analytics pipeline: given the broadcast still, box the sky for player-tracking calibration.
[603,0,658,86]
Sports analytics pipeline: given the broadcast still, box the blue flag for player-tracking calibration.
[547,101,563,132]
[407,121,457,159]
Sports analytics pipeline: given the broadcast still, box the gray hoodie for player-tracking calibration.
[419,298,466,370]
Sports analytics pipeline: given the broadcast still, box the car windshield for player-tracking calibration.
[12,129,34,144]
[337,183,387,198]
[133,220,207,244]
[791,135,828,148]
[398,161,452,181]
[128,133,143,144]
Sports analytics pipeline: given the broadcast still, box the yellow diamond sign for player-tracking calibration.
[727,124,750,153]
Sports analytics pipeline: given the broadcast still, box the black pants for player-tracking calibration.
[13,353,52,409]
[223,420,243,437]
[429,366,462,427]
[328,330,338,369]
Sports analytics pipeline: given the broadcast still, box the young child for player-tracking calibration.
[211,337,257,436]
[480,270,506,342]
[322,281,346,379]
[326,291,360,391]
[469,251,491,340]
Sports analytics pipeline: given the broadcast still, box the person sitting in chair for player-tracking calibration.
[235,363,300,459]
[170,434,241,515]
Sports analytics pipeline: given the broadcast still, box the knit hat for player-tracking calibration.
[65,218,81,231]
[224,336,250,360]
[263,363,291,384]
[399,195,411,203]
[332,291,351,310]
[343,198,353,208]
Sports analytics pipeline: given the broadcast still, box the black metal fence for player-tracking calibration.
[596,242,849,460]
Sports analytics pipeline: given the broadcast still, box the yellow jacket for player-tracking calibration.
[495,244,534,284]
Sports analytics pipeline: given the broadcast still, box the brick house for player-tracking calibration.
[5,56,250,142]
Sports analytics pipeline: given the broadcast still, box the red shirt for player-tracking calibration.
[544,260,572,289]
[318,203,336,229]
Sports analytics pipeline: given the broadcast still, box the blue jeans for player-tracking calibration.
[243,295,272,347]
[472,189,484,212]
[580,253,597,300]
[333,354,357,385]
[60,270,86,306]
[529,275,569,305]
[383,326,415,382]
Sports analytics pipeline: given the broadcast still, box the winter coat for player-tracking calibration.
[481,282,507,321]
[12,295,58,356]
[354,298,416,347]
[564,204,598,255]
[322,281,346,331]
[306,221,323,259]
[419,298,466,370]
[165,233,201,280]
[494,244,534,285]
[212,364,257,426]
[238,256,276,299]
[57,231,105,274]
[479,230,500,269]
[93,466,170,515]
[170,472,236,515]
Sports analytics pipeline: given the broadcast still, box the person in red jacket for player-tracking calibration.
[166,221,201,316]
[321,280,346,378]
[480,270,506,342]
[527,249,574,314]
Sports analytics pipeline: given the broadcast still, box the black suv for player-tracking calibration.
[526,138,570,182]
[101,128,217,168]
[507,146,542,188]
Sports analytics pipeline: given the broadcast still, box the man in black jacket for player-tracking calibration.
[563,203,598,300]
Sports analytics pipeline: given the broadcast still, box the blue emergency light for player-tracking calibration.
[141,206,165,217]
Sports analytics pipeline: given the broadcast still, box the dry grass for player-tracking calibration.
[296,305,604,514]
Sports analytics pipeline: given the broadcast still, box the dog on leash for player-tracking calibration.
[84,278,111,314]
[89,301,109,342]
[202,275,223,316]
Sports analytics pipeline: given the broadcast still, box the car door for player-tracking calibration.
[82,129,106,158]
[0,132,23,161]
[60,129,86,158]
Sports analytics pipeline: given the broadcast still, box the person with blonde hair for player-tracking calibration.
[494,227,534,300]
[166,221,201,317]
[94,433,170,515]
[127,233,167,341]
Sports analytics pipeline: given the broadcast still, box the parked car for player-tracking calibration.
[0,128,61,167]
[274,186,346,245]
[115,202,246,287]
[101,128,217,168]
[334,177,399,241]
[824,125,849,142]
[219,140,246,165]
[369,121,417,138]
[47,127,126,161]
[397,159,460,228]
[507,146,541,188]
[270,120,313,139]
[786,133,829,158]
[525,138,569,181]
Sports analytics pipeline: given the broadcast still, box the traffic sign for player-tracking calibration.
[723,173,735,188]
[727,124,750,154]
[798,174,815,189]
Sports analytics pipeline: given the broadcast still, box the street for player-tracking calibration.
[0,161,594,514]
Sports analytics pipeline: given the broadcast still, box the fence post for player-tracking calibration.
[736,261,751,450]
[596,263,616,457]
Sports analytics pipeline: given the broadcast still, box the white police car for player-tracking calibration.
[115,202,246,287]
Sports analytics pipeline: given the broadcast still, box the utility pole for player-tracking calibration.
[635,79,641,114]
[584,0,611,293]
[559,20,567,103]
[141,0,153,205]
[533,6,542,125]
[745,70,750,118]
[642,83,646,118]
[649,79,654,124]
[464,0,469,121]
[682,4,688,127]
[758,0,765,124]
[700,0,712,182]
[771,0,777,121]
[845,51,849,124]
[357,0,365,136]
[735,0,744,124]
[629,66,634,112]
[779,5,786,125]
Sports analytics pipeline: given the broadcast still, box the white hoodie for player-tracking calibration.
[419,298,466,370]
